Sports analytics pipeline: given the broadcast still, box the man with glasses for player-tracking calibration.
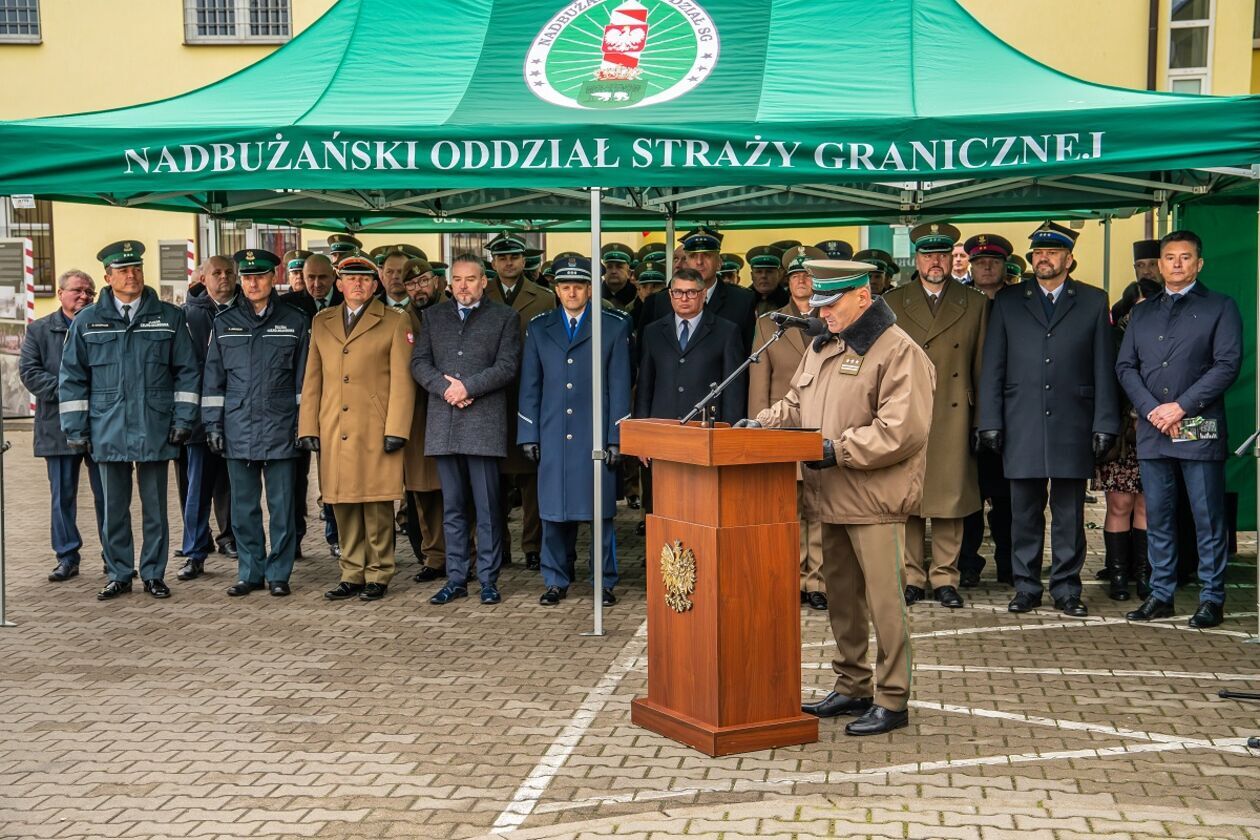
[21,269,106,583]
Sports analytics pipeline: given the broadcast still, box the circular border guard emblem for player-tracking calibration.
[660,539,696,613]
[526,0,720,110]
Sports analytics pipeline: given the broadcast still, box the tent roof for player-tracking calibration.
[0,0,1257,224]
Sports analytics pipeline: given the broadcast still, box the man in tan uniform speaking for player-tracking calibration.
[738,259,934,736]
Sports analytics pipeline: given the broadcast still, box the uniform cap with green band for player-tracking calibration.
[781,244,826,274]
[769,239,802,253]
[524,248,544,270]
[282,249,312,271]
[430,261,448,278]
[1005,255,1027,277]
[806,259,874,308]
[636,243,667,264]
[327,233,363,253]
[636,261,667,285]
[600,242,634,264]
[233,248,281,276]
[852,248,897,276]
[909,222,961,253]
[745,245,782,269]
[719,253,744,274]
[96,240,145,269]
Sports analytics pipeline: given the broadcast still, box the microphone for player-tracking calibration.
[768,311,828,336]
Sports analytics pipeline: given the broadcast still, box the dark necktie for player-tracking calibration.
[1168,292,1182,305]
[459,306,471,322]
[121,304,132,324]
[928,293,940,314]
[679,319,690,350]
[315,298,326,312]
[1041,290,1056,320]
[568,317,578,342]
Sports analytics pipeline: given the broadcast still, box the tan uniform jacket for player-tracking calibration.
[756,301,935,525]
[299,298,415,503]
[882,279,987,517]
[747,302,810,416]
[486,278,556,474]
[403,305,441,492]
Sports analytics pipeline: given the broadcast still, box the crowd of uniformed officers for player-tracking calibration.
[21,218,1242,736]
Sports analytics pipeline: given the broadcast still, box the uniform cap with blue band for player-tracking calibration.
[681,225,723,253]
[1029,220,1079,251]
[553,255,593,284]
[815,240,855,260]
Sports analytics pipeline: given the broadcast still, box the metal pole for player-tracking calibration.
[665,213,676,286]
[0,411,12,627]
[584,186,606,637]
[1250,177,1260,644]
[1102,215,1112,297]
[1157,199,1170,238]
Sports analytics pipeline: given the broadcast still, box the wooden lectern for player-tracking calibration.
[620,418,824,756]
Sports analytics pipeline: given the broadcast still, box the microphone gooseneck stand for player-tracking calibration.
[680,325,789,427]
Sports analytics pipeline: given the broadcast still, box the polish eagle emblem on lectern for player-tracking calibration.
[660,539,696,613]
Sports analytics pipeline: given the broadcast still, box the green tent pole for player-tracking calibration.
[665,213,676,286]
[585,186,606,638]
[1251,176,1260,644]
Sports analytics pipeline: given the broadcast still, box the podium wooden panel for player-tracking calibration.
[620,419,823,756]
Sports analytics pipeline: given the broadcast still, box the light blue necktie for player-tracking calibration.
[459,306,471,322]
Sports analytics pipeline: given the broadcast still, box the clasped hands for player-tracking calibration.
[1147,401,1186,437]
[443,375,473,409]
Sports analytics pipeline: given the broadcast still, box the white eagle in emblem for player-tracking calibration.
[604,25,645,52]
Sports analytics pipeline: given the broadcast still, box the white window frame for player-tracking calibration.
[0,0,41,45]
[1167,0,1214,95]
[183,0,290,46]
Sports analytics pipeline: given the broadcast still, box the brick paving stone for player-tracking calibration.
[0,426,1258,839]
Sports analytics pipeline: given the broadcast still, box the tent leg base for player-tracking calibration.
[579,630,607,637]
[0,621,16,628]
[1243,636,1260,644]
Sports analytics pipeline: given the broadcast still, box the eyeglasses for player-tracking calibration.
[669,289,703,299]
[63,288,95,298]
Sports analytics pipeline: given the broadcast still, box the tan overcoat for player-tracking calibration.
[299,299,415,503]
[882,279,988,517]
[747,302,810,416]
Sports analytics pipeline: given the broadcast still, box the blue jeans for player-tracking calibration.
[180,444,215,561]
[541,519,618,590]
[1140,458,1228,606]
[45,454,105,564]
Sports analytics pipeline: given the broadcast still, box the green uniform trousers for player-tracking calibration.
[100,460,169,583]
[226,457,297,585]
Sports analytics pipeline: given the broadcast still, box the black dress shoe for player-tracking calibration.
[524,552,541,571]
[1008,592,1042,613]
[602,588,617,606]
[96,580,132,600]
[430,585,468,605]
[1125,596,1174,621]
[481,585,502,605]
[413,566,444,583]
[904,585,925,606]
[143,579,171,599]
[324,581,364,600]
[1188,601,1224,628]
[177,559,204,581]
[174,549,187,558]
[806,591,828,611]
[359,583,388,601]
[959,569,981,588]
[934,585,964,609]
[270,581,291,597]
[635,521,646,536]
[48,560,79,582]
[626,494,642,510]
[845,704,909,736]
[801,691,873,718]
[1054,596,1088,617]
[218,540,238,558]
[329,542,341,559]
[539,586,568,606]
[226,580,263,597]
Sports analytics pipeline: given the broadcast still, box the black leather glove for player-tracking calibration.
[66,438,91,455]
[1092,432,1117,463]
[297,436,320,452]
[206,432,226,456]
[384,435,406,453]
[733,419,763,429]
[168,427,191,446]
[604,445,620,468]
[977,430,1003,455]
[521,443,540,463]
[803,438,837,470]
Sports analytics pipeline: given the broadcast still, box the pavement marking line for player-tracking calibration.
[800,662,1260,682]
[530,738,1205,817]
[490,620,648,835]
[912,700,1254,755]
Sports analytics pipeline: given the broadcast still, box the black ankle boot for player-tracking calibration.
[1130,528,1150,600]
[1103,530,1131,601]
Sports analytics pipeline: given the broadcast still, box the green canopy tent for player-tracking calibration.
[2,0,1259,635]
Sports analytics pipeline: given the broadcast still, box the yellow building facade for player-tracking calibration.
[0,0,1254,315]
